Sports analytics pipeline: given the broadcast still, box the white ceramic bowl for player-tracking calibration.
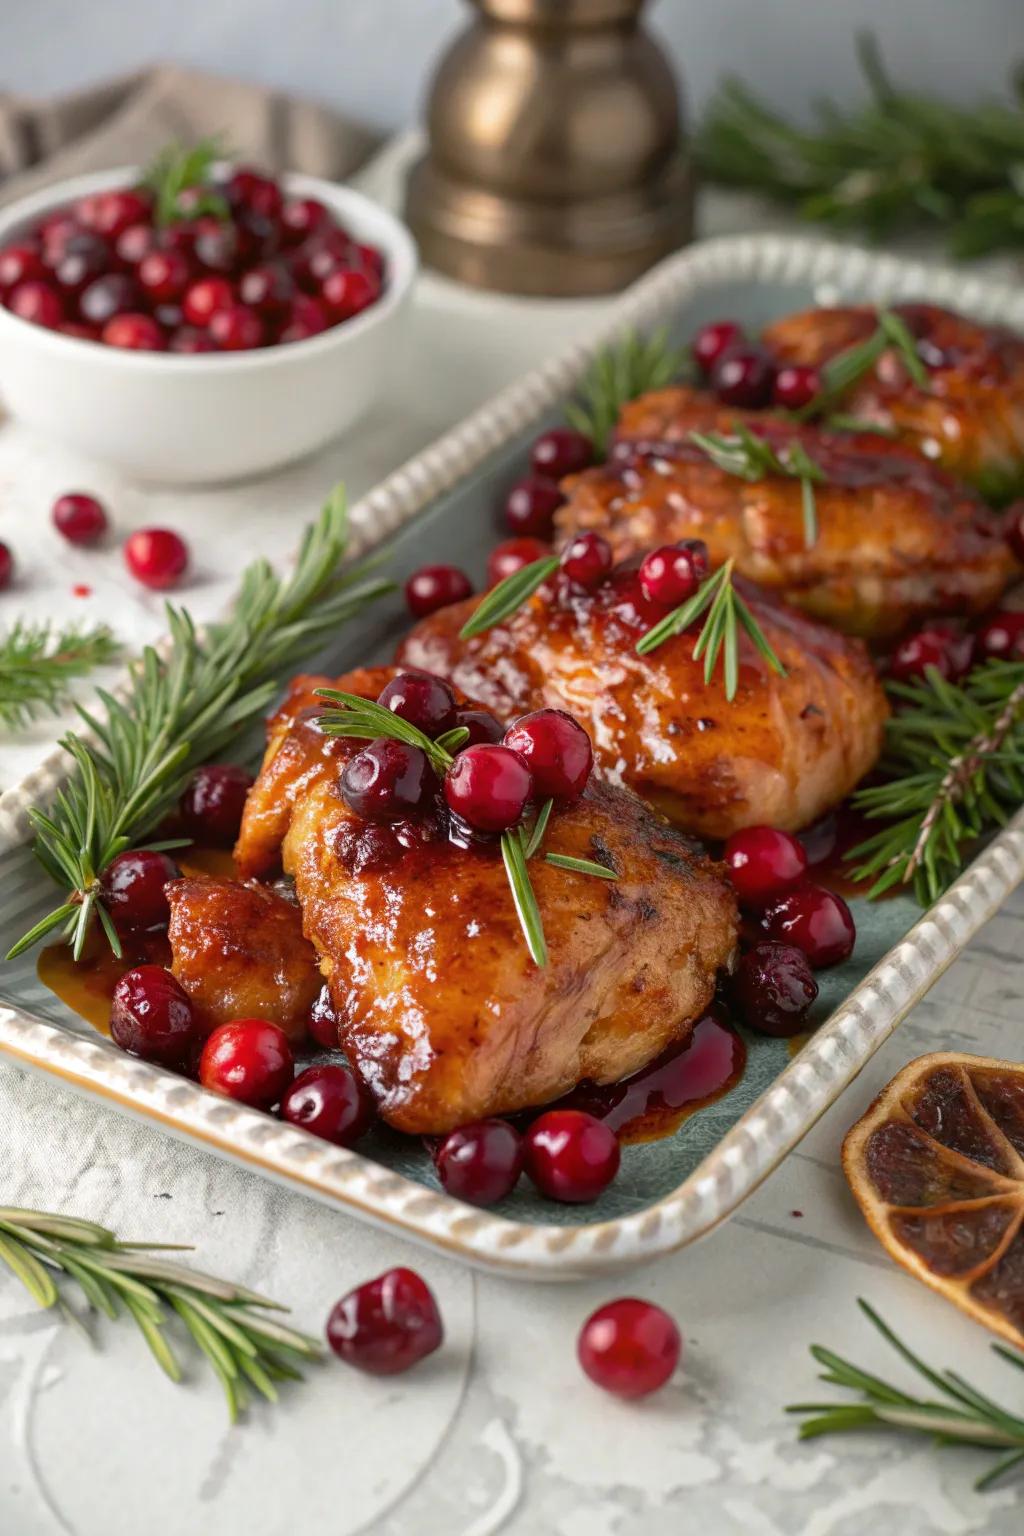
[0,167,418,483]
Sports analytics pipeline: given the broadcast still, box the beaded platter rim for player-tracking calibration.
[2,233,1024,1279]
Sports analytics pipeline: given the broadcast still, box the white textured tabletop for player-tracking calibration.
[0,136,1022,1536]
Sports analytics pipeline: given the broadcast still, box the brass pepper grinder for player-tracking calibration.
[405,0,693,296]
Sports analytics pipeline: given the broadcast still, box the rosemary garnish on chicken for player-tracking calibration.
[0,621,119,729]
[635,558,787,700]
[565,328,693,456]
[689,423,826,547]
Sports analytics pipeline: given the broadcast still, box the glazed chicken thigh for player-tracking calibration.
[235,667,738,1134]
[560,390,1015,638]
[398,573,888,838]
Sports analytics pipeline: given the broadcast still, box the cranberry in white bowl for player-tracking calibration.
[0,165,417,483]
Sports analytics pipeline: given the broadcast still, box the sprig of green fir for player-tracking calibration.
[635,558,787,701]
[0,622,119,729]
[789,1299,1024,1492]
[142,137,229,226]
[7,488,394,964]
[565,328,694,456]
[0,1207,321,1421]
[689,423,826,547]
[314,691,616,968]
[849,658,1024,904]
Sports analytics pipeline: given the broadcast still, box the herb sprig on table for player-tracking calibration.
[789,1299,1024,1491]
[0,621,119,729]
[697,33,1024,260]
[0,1207,321,1420]
[7,489,394,964]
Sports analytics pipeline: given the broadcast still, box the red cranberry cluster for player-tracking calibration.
[693,319,820,412]
[888,606,1024,683]
[0,165,384,353]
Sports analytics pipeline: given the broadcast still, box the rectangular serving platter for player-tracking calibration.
[2,233,1024,1280]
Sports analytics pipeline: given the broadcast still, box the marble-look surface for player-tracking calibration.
[0,139,1022,1533]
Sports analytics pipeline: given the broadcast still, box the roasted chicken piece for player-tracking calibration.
[398,574,888,839]
[235,666,737,1134]
[167,875,320,1041]
[760,302,1024,502]
[559,392,1014,638]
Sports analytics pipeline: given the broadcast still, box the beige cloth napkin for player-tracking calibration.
[0,64,383,206]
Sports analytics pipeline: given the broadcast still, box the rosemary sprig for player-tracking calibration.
[849,658,1024,904]
[789,1299,1024,1492]
[8,488,394,963]
[689,423,826,547]
[142,137,229,226]
[314,696,617,968]
[459,555,560,640]
[565,328,694,456]
[0,621,119,729]
[797,307,930,422]
[0,1206,321,1421]
[697,33,1024,260]
[635,558,787,701]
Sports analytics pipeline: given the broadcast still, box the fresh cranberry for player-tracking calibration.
[639,540,709,608]
[200,1019,294,1109]
[724,825,808,907]
[530,427,594,481]
[326,1267,443,1376]
[0,542,12,589]
[377,672,457,737]
[524,1109,620,1202]
[731,941,819,1036]
[504,476,564,539]
[239,264,294,317]
[52,492,108,546]
[100,849,179,934]
[110,965,199,1066]
[487,537,550,587]
[38,210,81,263]
[281,1063,375,1145]
[59,321,101,342]
[194,222,240,273]
[405,564,473,619]
[502,709,592,801]
[293,228,354,289]
[773,365,820,411]
[560,530,612,589]
[138,248,192,303]
[52,236,109,299]
[180,763,254,846]
[341,738,432,822]
[711,347,775,408]
[124,527,188,589]
[278,293,328,343]
[308,983,340,1049]
[78,188,150,240]
[1006,504,1024,564]
[227,168,283,220]
[0,244,44,292]
[7,280,63,328]
[352,243,385,279]
[889,622,975,683]
[280,197,330,245]
[321,265,379,320]
[79,273,139,327]
[760,883,856,968]
[181,276,234,328]
[452,708,504,747]
[444,743,532,832]
[693,319,745,374]
[168,326,217,353]
[102,312,165,350]
[976,610,1024,662]
[436,1119,524,1205]
[115,222,158,266]
[578,1298,681,1398]
[209,303,264,350]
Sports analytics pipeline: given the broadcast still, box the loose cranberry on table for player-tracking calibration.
[124,526,189,589]
[976,609,1024,663]
[100,849,179,934]
[341,738,431,822]
[180,762,254,846]
[102,312,165,351]
[326,1267,443,1376]
[0,541,12,591]
[199,1019,294,1109]
[760,883,856,968]
[452,707,504,748]
[693,319,745,375]
[280,1063,375,1146]
[724,825,808,908]
[435,1118,524,1206]
[7,280,63,328]
[889,622,975,683]
[377,671,457,737]
[578,1298,681,1399]
[524,1109,620,1203]
[52,491,108,546]
[502,709,592,801]
[560,530,612,590]
[444,743,533,832]
[773,364,820,412]
[503,476,564,538]
[487,537,550,588]
[731,941,819,1037]
[405,563,473,619]
[711,346,775,408]
[530,427,594,481]
[639,539,709,608]
[110,965,199,1067]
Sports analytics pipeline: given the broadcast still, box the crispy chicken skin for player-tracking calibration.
[560,391,1015,638]
[235,666,738,1133]
[760,303,1024,501]
[167,875,320,1041]
[399,581,887,839]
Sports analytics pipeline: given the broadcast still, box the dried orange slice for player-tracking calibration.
[843,1052,1024,1350]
